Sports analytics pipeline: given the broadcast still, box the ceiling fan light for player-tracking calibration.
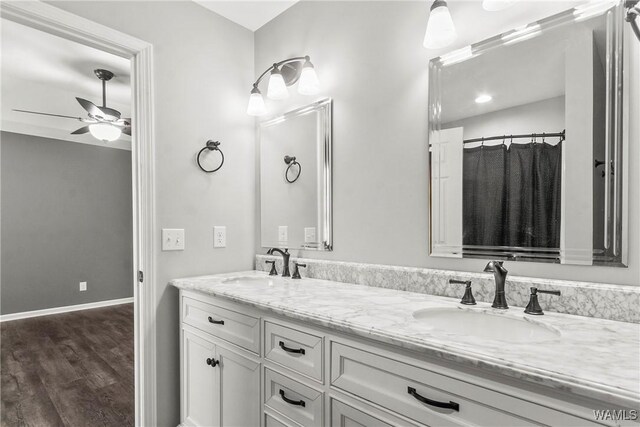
[267,67,289,100]
[89,123,122,142]
[297,60,320,95]
[247,87,267,116]
[424,0,457,49]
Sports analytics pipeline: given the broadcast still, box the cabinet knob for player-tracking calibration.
[206,357,219,367]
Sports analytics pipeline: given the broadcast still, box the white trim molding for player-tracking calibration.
[1,2,158,426]
[0,297,134,322]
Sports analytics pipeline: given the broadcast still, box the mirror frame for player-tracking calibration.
[259,97,333,251]
[427,1,628,266]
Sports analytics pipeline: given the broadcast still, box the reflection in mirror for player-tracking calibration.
[429,1,627,266]
[260,98,332,251]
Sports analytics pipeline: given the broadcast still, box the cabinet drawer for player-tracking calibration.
[265,321,323,382]
[331,398,416,427]
[331,342,594,427]
[265,412,300,427]
[182,297,259,353]
[265,368,324,427]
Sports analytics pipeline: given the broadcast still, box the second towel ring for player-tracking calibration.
[197,140,224,173]
[284,155,301,183]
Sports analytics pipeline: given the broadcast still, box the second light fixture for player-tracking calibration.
[247,55,320,116]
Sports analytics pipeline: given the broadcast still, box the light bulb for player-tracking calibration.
[297,59,320,95]
[267,67,289,100]
[423,0,457,49]
[475,94,492,104]
[482,0,515,12]
[247,87,267,116]
[89,123,121,142]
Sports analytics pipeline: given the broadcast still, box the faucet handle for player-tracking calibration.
[265,260,278,276]
[292,262,307,279]
[524,287,561,315]
[449,279,476,305]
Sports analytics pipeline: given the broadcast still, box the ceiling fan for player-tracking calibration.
[13,69,131,142]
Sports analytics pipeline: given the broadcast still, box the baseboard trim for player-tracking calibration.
[0,297,134,322]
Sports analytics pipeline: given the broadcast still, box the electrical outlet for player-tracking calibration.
[214,226,226,248]
[79,281,87,292]
[304,227,316,243]
[162,228,185,251]
[278,226,288,243]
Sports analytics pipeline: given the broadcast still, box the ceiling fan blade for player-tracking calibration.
[97,106,121,120]
[76,97,103,117]
[13,109,82,120]
[114,118,131,127]
[122,126,131,136]
[71,126,91,135]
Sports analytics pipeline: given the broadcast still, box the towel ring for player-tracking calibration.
[197,140,224,173]
[284,155,301,183]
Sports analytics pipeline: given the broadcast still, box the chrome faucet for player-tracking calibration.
[267,248,290,277]
[483,261,508,309]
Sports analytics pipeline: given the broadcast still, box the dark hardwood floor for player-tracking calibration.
[1,304,134,427]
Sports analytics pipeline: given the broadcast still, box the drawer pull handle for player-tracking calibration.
[208,316,224,325]
[408,387,459,412]
[206,358,219,367]
[279,389,305,407]
[279,341,305,355]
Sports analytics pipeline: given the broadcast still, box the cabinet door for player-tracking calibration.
[217,344,261,427]
[182,329,219,427]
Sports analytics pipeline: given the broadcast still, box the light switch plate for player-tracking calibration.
[79,281,87,292]
[278,226,288,244]
[162,228,185,251]
[304,227,316,243]
[214,226,226,248]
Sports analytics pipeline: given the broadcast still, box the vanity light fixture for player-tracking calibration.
[267,66,289,100]
[475,94,493,104]
[247,55,320,116]
[424,0,457,49]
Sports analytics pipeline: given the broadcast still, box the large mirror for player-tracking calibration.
[429,2,627,266]
[260,98,332,250]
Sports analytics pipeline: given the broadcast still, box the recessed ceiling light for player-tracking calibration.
[475,94,493,104]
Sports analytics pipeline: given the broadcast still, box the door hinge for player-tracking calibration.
[138,271,144,283]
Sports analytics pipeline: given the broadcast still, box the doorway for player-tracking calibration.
[0,2,156,425]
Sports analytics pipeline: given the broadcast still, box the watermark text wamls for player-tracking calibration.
[593,409,638,421]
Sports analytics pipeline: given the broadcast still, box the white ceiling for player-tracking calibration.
[193,0,298,31]
[1,18,132,150]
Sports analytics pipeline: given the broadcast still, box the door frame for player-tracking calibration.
[0,2,157,425]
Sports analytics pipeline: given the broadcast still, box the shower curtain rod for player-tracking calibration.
[463,129,565,144]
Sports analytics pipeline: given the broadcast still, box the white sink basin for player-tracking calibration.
[412,307,561,343]
[222,276,277,285]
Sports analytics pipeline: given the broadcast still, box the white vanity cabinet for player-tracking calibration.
[179,289,632,427]
[180,295,261,427]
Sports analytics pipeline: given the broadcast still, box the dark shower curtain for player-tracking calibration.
[463,142,562,249]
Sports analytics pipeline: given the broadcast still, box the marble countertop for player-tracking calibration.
[170,270,640,407]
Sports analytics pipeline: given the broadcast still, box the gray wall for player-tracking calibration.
[49,2,256,425]
[1,131,133,314]
[254,1,640,286]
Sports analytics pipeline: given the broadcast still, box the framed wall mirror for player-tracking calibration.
[428,1,628,266]
[260,98,333,251]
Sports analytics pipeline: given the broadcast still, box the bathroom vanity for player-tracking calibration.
[172,272,640,427]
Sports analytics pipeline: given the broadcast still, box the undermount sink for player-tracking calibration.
[412,307,561,343]
[222,276,277,285]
